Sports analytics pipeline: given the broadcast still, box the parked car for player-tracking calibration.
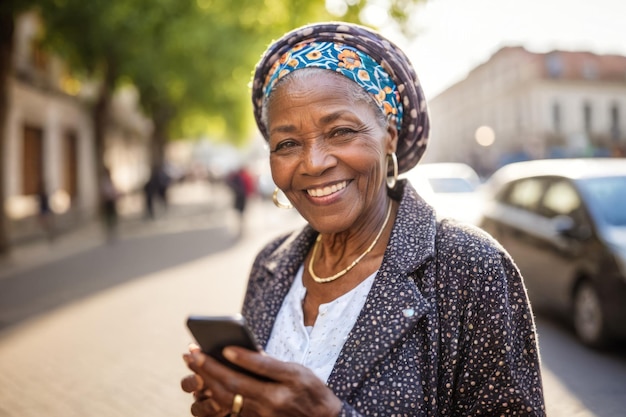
[479,158,626,347]
[402,162,484,224]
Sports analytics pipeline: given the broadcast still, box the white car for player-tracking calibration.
[402,162,484,225]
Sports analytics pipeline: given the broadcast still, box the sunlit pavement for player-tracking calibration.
[0,181,232,280]
[0,182,305,417]
[0,183,623,416]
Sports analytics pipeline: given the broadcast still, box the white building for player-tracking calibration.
[2,11,151,243]
[425,46,626,176]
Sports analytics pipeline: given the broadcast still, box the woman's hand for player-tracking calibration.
[181,344,342,417]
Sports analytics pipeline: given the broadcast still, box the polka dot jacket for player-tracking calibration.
[242,180,546,416]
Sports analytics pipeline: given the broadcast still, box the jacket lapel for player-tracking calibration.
[327,182,438,398]
[250,226,317,347]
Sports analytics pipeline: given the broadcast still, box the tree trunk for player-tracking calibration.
[150,104,173,168]
[0,12,15,255]
[92,61,116,211]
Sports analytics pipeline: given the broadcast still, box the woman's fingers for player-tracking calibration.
[181,351,208,394]
[183,346,343,416]
[183,351,249,408]
[190,397,224,417]
[222,349,344,416]
[183,348,255,416]
[222,346,292,383]
[184,347,291,416]
[181,373,204,393]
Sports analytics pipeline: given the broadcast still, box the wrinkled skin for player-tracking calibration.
[267,70,396,239]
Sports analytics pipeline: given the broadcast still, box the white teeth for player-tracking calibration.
[308,181,347,197]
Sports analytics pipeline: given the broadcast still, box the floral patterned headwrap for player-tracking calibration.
[263,41,403,133]
[251,22,430,174]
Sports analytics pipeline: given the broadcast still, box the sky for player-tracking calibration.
[380,0,626,99]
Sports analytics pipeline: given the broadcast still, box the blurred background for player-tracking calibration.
[1,0,625,247]
[0,0,625,416]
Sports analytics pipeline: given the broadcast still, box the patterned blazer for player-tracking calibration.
[242,180,545,416]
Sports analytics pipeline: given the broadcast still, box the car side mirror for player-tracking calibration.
[552,215,591,240]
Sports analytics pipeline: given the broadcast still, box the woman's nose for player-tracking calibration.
[303,142,336,174]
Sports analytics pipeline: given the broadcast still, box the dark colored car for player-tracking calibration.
[479,158,626,347]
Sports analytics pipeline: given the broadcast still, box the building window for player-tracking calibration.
[610,103,621,140]
[582,60,598,79]
[22,125,44,195]
[583,102,592,133]
[546,53,563,78]
[64,130,79,199]
[552,102,561,133]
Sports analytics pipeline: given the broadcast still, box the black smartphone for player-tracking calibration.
[186,314,270,381]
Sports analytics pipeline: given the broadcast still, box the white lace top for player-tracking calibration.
[265,265,376,383]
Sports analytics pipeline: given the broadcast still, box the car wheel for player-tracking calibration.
[573,281,608,347]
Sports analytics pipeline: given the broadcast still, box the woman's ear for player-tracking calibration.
[386,123,399,154]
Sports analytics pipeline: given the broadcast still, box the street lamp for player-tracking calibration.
[475,125,495,147]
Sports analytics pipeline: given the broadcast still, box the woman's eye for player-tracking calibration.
[273,140,298,152]
[330,128,357,137]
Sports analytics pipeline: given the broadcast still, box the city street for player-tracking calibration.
[0,184,624,417]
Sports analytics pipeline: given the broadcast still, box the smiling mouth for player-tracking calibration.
[307,180,348,197]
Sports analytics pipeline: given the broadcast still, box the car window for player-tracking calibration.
[578,176,626,226]
[427,177,476,193]
[504,178,544,213]
[541,180,581,219]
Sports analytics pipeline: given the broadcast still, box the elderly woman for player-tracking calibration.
[181,22,545,416]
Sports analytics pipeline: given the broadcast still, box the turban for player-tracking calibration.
[251,22,430,174]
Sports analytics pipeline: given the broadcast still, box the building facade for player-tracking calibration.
[2,11,151,243]
[425,46,626,176]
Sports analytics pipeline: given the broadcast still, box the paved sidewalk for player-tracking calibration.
[0,181,232,280]
[0,187,305,417]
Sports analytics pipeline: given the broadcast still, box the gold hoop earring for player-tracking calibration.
[272,187,293,209]
[386,153,398,189]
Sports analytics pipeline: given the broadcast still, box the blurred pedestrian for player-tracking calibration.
[181,22,545,416]
[143,164,171,220]
[225,167,254,237]
[36,179,55,242]
[101,167,120,241]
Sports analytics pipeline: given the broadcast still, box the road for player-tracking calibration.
[0,184,624,417]
[537,315,626,417]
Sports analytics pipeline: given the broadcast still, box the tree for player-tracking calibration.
[0,0,148,254]
[124,0,339,163]
[0,0,426,254]
[39,0,153,192]
[0,6,14,255]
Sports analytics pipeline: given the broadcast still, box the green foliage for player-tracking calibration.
[1,0,39,16]
[34,0,426,145]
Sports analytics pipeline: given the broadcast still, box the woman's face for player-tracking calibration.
[266,70,398,234]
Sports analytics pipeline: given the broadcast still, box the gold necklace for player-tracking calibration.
[308,202,392,284]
